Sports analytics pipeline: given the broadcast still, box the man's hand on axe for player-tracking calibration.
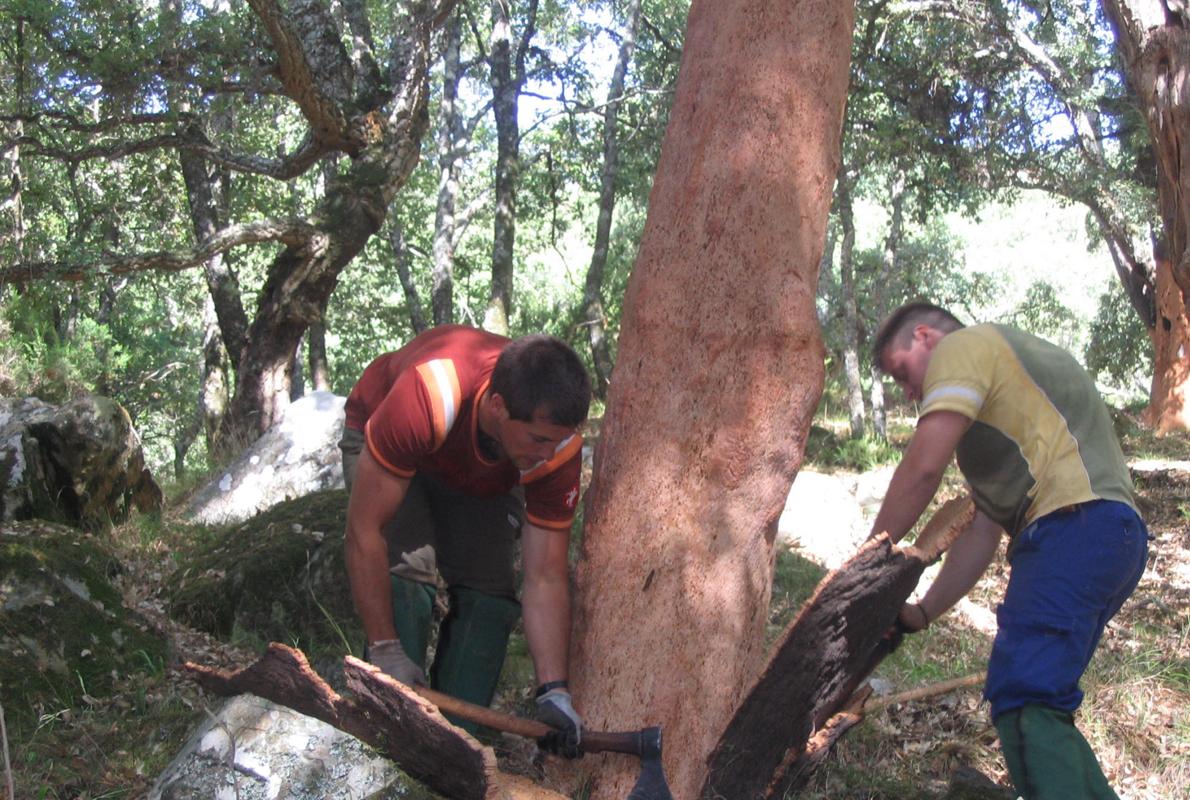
[535,681,583,758]
[367,639,427,686]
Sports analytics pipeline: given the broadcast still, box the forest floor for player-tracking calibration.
[5,413,1188,799]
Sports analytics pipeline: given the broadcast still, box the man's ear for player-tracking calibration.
[488,391,510,420]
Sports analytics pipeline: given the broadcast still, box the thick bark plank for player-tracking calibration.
[184,642,565,800]
[701,496,974,799]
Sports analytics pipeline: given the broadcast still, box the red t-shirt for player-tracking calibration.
[344,325,582,531]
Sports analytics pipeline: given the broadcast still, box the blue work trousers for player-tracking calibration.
[984,500,1149,721]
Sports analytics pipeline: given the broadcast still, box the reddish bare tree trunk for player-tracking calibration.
[567,2,854,798]
[1146,254,1190,431]
[1104,0,1190,431]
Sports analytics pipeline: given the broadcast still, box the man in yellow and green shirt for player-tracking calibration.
[868,301,1148,800]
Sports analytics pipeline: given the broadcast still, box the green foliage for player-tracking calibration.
[1002,280,1081,352]
[1085,285,1153,393]
[804,425,902,472]
[0,0,1165,486]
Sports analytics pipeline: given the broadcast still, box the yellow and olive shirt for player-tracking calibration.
[919,324,1136,538]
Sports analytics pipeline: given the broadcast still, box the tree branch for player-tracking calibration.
[3,127,327,181]
[0,219,320,285]
[864,672,984,714]
[246,0,356,152]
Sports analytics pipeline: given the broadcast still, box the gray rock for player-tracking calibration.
[150,694,425,800]
[185,392,346,526]
[0,395,162,531]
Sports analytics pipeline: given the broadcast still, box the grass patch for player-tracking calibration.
[11,673,199,800]
[767,546,828,644]
[804,425,905,472]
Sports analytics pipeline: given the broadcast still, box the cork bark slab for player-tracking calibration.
[701,496,974,799]
[184,642,567,800]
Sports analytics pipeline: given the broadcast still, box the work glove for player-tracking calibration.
[367,639,427,687]
[535,684,583,759]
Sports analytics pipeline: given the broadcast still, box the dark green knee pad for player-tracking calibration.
[388,575,436,668]
[995,705,1118,800]
[430,587,520,732]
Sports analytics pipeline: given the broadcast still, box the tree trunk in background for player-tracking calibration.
[837,172,865,439]
[199,296,231,456]
[5,18,25,262]
[1147,253,1190,430]
[1103,0,1190,431]
[391,218,429,334]
[162,0,245,453]
[180,125,249,374]
[816,218,837,328]
[580,0,643,400]
[868,170,905,440]
[307,296,331,392]
[223,2,446,442]
[568,1,852,797]
[290,337,306,400]
[483,0,539,335]
[432,10,464,326]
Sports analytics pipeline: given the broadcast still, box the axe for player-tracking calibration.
[416,685,673,800]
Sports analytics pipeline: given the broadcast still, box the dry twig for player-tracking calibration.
[866,673,985,714]
[0,701,13,800]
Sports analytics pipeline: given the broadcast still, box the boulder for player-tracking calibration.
[166,490,358,663]
[149,694,424,800]
[185,392,345,526]
[0,395,163,531]
[0,520,165,731]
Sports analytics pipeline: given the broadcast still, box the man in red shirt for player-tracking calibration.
[340,326,590,755]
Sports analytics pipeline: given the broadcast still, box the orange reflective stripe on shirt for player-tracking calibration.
[520,434,583,484]
[415,358,462,451]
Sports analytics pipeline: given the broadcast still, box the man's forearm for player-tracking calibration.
[869,410,972,543]
[522,575,570,684]
[346,526,398,644]
[870,459,945,543]
[918,513,1001,622]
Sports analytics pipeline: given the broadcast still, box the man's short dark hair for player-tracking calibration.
[491,335,591,426]
[871,301,965,370]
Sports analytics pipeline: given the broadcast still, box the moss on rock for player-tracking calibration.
[165,489,360,661]
[0,520,165,732]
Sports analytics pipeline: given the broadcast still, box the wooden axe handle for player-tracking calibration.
[415,685,645,754]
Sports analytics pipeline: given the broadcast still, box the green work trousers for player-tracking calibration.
[995,704,1118,800]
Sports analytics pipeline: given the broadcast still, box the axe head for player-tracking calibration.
[625,727,672,800]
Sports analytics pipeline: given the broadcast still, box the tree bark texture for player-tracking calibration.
[184,643,568,800]
[837,172,866,439]
[702,496,974,799]
[1146,253,1190,431]
[568,2,854,798]
[1103,0,1190,431]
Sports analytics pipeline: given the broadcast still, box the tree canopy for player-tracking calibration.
[0,0,1181,476]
